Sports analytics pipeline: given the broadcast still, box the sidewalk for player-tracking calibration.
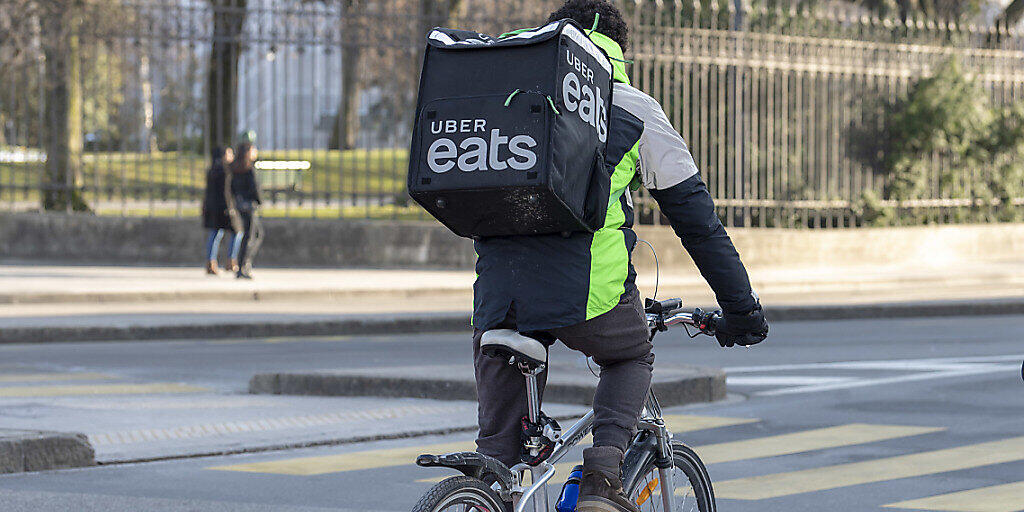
[0,265,474,304]
[0,389,586,464]
[0,260,1022,343]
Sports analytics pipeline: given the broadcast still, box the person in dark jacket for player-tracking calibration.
[201,146,235,275]
[471,3,768,512]
[226,141,262,279]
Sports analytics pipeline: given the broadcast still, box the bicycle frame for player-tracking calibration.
[488,308,708,512]
[508,388,677,512]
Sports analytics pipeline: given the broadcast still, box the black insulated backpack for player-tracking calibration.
[407,19,614,238]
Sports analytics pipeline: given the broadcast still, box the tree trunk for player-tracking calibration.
[331,45,361,150]
[41,8,88,212]
[414,0,463,78]
[330,0,363,151]
[140,54,159,153]
[206,0,247,151]
[1001,0,1024,25]
[988,0,1024,47]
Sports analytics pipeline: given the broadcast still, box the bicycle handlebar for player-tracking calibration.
[644,297,719,338]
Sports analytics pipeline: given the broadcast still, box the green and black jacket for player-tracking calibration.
[473,31,756,332]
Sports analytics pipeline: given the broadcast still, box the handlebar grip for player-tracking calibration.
[644,298,682,314]
[660,298,682,313]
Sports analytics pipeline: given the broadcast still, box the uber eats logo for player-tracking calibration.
[427,119,537,173]
[562,48,608,143]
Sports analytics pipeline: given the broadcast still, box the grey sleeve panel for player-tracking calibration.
[612,83,699,190]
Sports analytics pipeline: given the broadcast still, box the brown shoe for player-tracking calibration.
[205,260,219,275]
[230,258,239,273]
[576,447,640,512]
[577,472,640,512]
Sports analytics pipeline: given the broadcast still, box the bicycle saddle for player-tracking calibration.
[480,329,547,369]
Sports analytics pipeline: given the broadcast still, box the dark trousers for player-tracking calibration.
[473,288,654,468]
[236,210,261,270]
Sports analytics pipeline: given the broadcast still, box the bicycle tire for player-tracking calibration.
[626,443,716,512]
[412,475,507,512]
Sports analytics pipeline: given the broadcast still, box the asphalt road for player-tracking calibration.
[0,315,1021,511]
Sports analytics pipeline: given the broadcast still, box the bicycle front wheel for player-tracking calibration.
[627,443,715,512]
[412,475,506,512]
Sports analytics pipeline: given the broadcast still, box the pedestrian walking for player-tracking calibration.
[201,146,235,275]
[226,140,263,279]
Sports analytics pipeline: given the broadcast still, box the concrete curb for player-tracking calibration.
[249,366,726,408]
[0,430,95,474]
[0,287,469,305]
[2,298,1022,344]
[0,314,473,344]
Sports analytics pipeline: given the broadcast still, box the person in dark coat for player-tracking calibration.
[226,141,262,279]
[201,146,235,275]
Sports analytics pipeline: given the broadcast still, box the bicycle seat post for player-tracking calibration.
[521,362,542,426]
[518,362,549,512]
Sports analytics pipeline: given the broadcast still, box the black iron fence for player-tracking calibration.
[2,0,1023,227]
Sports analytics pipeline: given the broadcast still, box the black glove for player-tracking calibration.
[715,303,768,348]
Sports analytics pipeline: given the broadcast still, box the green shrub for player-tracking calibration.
[856,59,1024,225]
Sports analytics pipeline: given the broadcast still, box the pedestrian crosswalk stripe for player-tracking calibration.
[210,441,474,476]
[209,415,756,476]
[0,383,206,397]
[415,414,763,483]
[696,423,943,465]
[661,414,758,432]
[883,481,1024,512]
[712,436,1024,500]
[566,414,759,452]
[0,372,113,383]
[530,423,941,487]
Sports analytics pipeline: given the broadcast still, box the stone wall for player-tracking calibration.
[2,212,1021,270]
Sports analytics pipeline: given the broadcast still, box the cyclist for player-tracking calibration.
[472,1,768,511]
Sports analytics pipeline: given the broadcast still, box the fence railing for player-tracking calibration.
[2,0,1022,227]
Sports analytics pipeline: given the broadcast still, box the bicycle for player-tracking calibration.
[412,297,721,512]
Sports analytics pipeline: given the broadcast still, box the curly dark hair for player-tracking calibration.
[547,0,628,51]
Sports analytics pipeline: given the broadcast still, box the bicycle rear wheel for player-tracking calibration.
[412,475,506,512]
[627,443,715,512]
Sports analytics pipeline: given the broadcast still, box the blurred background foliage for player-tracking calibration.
[856,60,1024,225]
[2,0,1024,225]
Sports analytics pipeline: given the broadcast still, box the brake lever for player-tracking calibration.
[692,308,720,336]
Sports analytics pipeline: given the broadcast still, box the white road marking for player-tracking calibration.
[724,354,1024,373]
[756,365,1017,396]
[723,354,1023,396]
[726,376,857,386]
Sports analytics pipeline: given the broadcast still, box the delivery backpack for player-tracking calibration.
[407,19,614,238]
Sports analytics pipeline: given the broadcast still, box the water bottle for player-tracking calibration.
[554,465,584,512]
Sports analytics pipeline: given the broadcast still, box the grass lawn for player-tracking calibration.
[89,203,428,220]
[0,148,415,219]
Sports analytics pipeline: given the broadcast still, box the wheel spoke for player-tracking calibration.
[632,463,705,512]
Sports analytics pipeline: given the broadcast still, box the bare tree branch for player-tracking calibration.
[995,0,1024,28]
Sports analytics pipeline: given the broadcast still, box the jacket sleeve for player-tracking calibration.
[621,85,756,314]
[613,84,700,190]
[648,175,757,314]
